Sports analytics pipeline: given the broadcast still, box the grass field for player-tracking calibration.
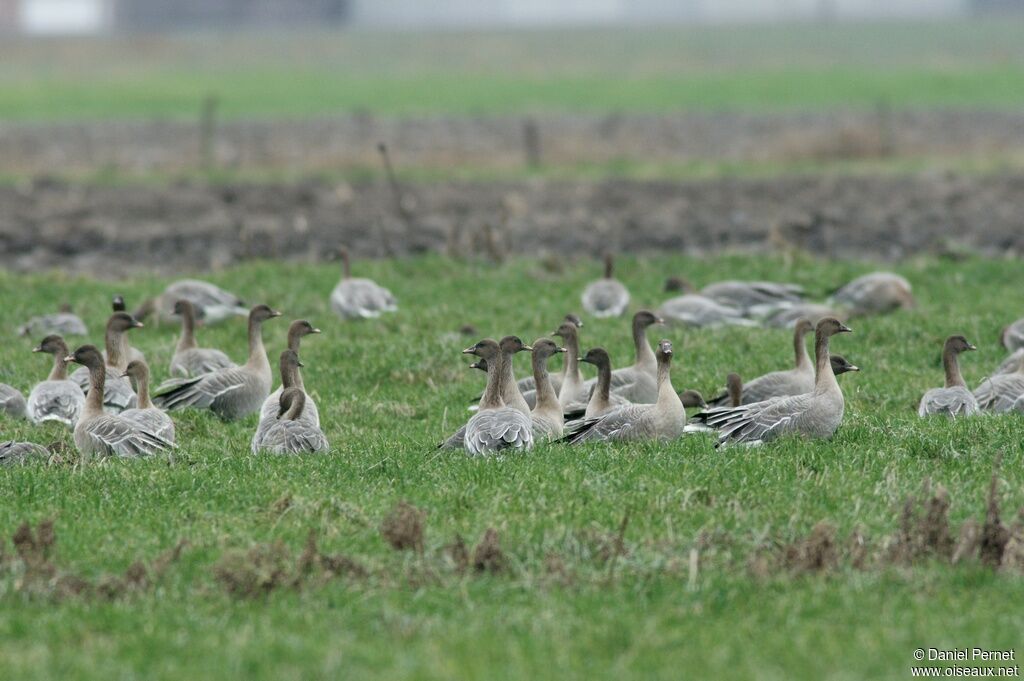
[1,253,1023,680]
[2,19,1024,120]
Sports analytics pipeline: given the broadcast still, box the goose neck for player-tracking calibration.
[794,324,812,370]
[942,345,966,388]
[176,305,198,351]
[480,354,504,410]
[812,330,839,395]
[532,352,559,413]
[47,352,69,381]
[633,320,656,370]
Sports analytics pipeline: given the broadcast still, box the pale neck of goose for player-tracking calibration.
[176,305,198,352]
[656,352,678,406]
[479,354,504,410]
[283,391,306,420]
[105,325,130,371]
[500,349,529,415]
[794,324,813,371]
[812,329,840,396]
[942,343,966,388]
[632,320,656,372]
[341,251,352,279]
[47,350,70,381]
[560,330,581,383]
[130,370,153,409]
[246,316,271,376]
[587,357,613,414]
[83,362,107,418]
[532,352,560,417]
[286,329,307,391]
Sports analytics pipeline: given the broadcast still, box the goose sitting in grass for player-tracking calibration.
[18,304,88,338]
[560,339,685,444]
[330,247,398,320]
[973,355,1024,413]
[133,279,248,326]
[0,441,50,465]
[528,338,567,441]
[581,254,630,318]
[581,310,663,404]
[695,318,852,447]
[918,335,979,418]
[764,303,844,329]
[706,319,815,407]
[27,335,85,426]
[256,320,321,427]
[460,338,533,456]
[120,360,176,443]
[1002,319,1024,352]
[254,388,329,455]
[69,312,141,413]
[829,272,915,316]
[0,384,26,419]
[700,280,804,318]
[168,300,236,378]
[658,278,755,328]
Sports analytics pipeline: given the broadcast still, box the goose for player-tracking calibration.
[460,338,533,456]
[657,280,755,328]
[1014,394,1024,414]
[700,280,804,317]
[830,354,860,376]
[133,279,248,326]
[120,360,175,442]
[554,320,588,410]
[18,304,88,338]
[153,304,281,421]
[106,296,145,366]
[829,272,915,316]
[706,319,816,407]
[1001,320,1024,352]
[764,303,844,329]
[496,336,532,417]
[678,390,707,409]
[581,254,630,318]
[168,300,236,378]
[570,347,632,420]
[918,336,979,418]
[528,339,567,440]
[26,335,85,426]
[330,247,398,320]
[972,358,1024,413]
[256,320,321,426]
[69,312,141,413]
[254,387,329,455]
[511,314,583,396]
[0,384,26,419]
[0,441,50,465]
[252,349,320,451]
[65,345,174,459]
[111,294,126,312]
[581,310,663,403]
[993,348,1024,376]
[559,339,685,444]
[697,318,852,447]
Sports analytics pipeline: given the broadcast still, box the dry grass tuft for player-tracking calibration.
[472,528,506,574]
[381,501,426,553]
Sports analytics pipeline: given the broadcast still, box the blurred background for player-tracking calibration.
[1,0,1023,273]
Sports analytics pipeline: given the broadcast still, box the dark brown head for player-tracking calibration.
[664,277,695,294]
[678,389,707,409]
[794,318,814,336]
[173,299,196,317]
[33,334,69,356]
[277,387,306,420]
[531,338,565,360]
[111,295,126,312]
[499,336,532,355]
[249,304,282,323]
[580,347,611,369]
[816,318,852,338]
[603,253,615,278]
[107,312,144,333]
[64,344,104,370]
[633,309,664,329]
[944,335,976,354]
[469,359,488,372]
[462,338,500,361]
[279,349,304,371]
[288,320,321,339]
[564,313,583,329]
[552,321,579,342]
[122,359,150,381]
[830,354,860,375]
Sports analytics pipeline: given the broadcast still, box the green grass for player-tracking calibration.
[1,253,1023,679]
[2,20,1024,120]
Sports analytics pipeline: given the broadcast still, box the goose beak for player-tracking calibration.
[298,360,305,368]
[838,324,853,333]
[271,310,282,317]
[522,345,533,352]
[462,346,476,355]
[63,354,75,363]
[967,344,977,351]
[121,371,130,378]
[312,328,322,334]
[133,321,144,328]
[557,346,567,353]
[656,317,665,325]
[32,346,42,353]
[848,365,860,372]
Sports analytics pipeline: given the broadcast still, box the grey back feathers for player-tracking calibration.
[581,254,630,318]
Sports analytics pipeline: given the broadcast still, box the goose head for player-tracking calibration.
[289,319,322,337]
[580,347,611,369]
[463,338,500,361]
[108,311,144,333]
[677,389,707,409]
[664,277,695,294]
[122,359,150,381]
[111,294,126,312]
[499,336,532,354]
[552,321,579,341]
[817,318,852,337]
[830,354,860,375]
[563,313,583,329]
[657,339,674,360]
[469,359,488,372]
[633,309,664,328]
[249,304,282,323]
[531,338,565,360]
[173,299,196,317]
[944,335,976,354]
[64,344,104,370]
[33,334,69,356]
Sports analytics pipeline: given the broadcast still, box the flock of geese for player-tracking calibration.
[2,254,1024,461]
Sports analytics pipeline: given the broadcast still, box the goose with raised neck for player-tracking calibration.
[497,336,532,417]
[580,311,664,404]
[255,386,329,455]
[528,338,566,440]
[253,349,321,450]
[65,345,173,458]
[104,302,145,367]
[330,247,398,320]
[26,335,85,425]
[573,347,631,420]
[918,336,978,417]
[580,253,630,318]
[510,314,583,399]
[120,360,175,442]
[554,321,588,409]
[68,312,141,413]
[153,304,281,421]
[168,299,236,377]
[560,339,686,444]
[698,318,853,446]
[461,339,533,455]
[706,318,815,407]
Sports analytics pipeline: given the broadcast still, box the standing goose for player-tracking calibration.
[706,319,815,407]
[252,350,320,451]
[528,338,567,441]
[168,300,236,378]
[554,320,588,410]
[829,272,915,316]
[581,254,630,318]
[65,345,174,459]
[918,336,979,418]
[972,360,1024,413]
[658,280,755,328]
[700,280,804,317]
[698,318,853,447]
[1002,319,1024,352]
[120,360,175,442]
[255,388,329,455]
[26,335,85,426]
[0,384,26,419]
[330,247,398,320]
[18,304,88,338]
[0,441,50,465]
[153,305,281,421]
[69,312,141,413]
[559,339,686,444]
[461,339,533,456]
[133,279,248,326]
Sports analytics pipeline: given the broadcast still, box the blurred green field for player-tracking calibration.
[2,19,1024,120]
[1,253,1022,680]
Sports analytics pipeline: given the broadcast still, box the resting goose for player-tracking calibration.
[106,296,145,366]
[581,310,663,404]
[554,321,588,410]
[829,272,915,316]
[706,318,815,407]
[461,338,533,456]
[698,318,852,447]
[168,300,236,378]
[120,360,176,442]
[581,254,630,318]
[0,384,26,419]
[330,248,398,320]
[560,339,685,444]
[1001,320,1024,352]
[69,312,140,413]
[65,345,174,459]
[252,349,320,451]
[0,441,50,465]
[529,338,567,440]
[134,279,248,326]
[994,348,1024,376]
[658,280,755,328]
[918,336,978,418]
[27,335,85,426]
[18,304,88,338]
[700,280,803,317]
[496,336,533,417]
[972,357,1024,413]
[255,387,329,455]
[573,347,632,419]
[153,304,281,421]
[513,314,583,396]
[764,303,844,329]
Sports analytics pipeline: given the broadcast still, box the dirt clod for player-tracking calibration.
[381,501,426,553]
[472,528,506,574]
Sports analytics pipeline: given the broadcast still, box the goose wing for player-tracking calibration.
[170,348,236,378]
[703,394,813,446]
[0,441,49,464]
[153,366,252,411]
[81,414,174,458]
[918,387,979,417]
[258,421,329,454]
[0,385,27,418]
[561,404,653,444]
